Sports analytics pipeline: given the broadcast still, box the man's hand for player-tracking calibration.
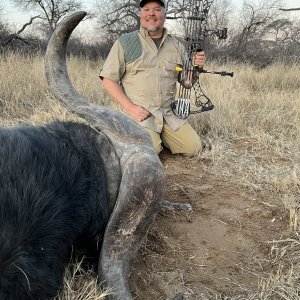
[102,78,150,122]
[193,51,206,68]
[180,51,205,88]
[125,103,150,122]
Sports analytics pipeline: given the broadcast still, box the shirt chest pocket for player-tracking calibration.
[126,59,154,75]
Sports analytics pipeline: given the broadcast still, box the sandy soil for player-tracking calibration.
[129,151,289,299]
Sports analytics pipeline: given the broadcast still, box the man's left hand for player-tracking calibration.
[193,51,206,68]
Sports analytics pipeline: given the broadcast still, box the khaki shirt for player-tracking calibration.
[99,27,187,132]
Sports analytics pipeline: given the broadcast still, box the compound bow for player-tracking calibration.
[168,0,233,119]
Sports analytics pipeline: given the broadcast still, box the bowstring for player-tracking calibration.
[178,0,193,103]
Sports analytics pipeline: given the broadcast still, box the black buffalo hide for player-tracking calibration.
[0,121,109,299]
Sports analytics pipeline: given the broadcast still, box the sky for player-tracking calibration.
[2,0,99,41]
[2,0,300,35]
[2,0,97,27]
[233,0,299,5]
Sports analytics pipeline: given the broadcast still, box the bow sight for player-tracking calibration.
[167,0,234,119]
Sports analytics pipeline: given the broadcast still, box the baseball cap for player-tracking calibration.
[140,0,166,8]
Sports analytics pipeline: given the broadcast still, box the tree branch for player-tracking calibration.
[1,15,40,47]
[279,8,300,11]
[16,15,41,35]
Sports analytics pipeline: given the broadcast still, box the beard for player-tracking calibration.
[143,24,163,33]
[146,26,159,32]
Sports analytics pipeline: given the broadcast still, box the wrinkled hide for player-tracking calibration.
[0,121,110,299]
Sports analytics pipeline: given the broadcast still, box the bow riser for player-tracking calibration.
[170,0,233,119]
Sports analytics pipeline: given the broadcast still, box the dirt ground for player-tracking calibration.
[129,150,290,300]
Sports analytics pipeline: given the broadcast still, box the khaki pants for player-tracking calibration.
[145,122,202,156]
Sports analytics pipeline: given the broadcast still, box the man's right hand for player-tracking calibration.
[125,103,150,122]
[102,78,151,122]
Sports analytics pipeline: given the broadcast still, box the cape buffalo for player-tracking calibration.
[0,121,109,299]
[0,11,165,300]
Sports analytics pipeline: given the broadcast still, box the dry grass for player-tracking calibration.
[190,61,299,197]
[0,53,108,125]
[0,53,299,299]
[55,258,112,300]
